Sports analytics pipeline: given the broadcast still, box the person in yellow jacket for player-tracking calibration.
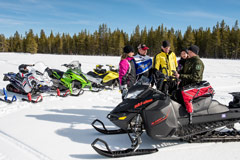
[153,40,178,93]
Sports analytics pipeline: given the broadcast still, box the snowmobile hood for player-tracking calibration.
[111,85,167,114]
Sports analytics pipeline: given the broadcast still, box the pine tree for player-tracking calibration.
[98,24,108,55]
[48,31,54,54]
[38,30,48,53]
[229,20,240,59]
[167,28,175,52]
[12,31,23,52]
[202,28,211,57]
[25,29,38,54]
[211,23,221,58]
[7,37,14,52]
[0,34,8,52]
[175,30,183,55]
[130,25,141,49]
[84,32,90,55]
[154,25,163,53]
[54,33,63,54]
[72,34,78,54]
[183,26,195,48]
[145,27,154,56]
[118,31,125,56]
[140,26,148,45]
[219,20,229,58]
[93,31,99,55]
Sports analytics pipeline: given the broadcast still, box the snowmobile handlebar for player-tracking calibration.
[106,64,118,71]
[19,64,35,68]
[153,67,179,92]
[156,68,179,81]
[61,64,75,68]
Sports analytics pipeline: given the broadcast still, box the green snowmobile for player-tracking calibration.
[46,61,93,96]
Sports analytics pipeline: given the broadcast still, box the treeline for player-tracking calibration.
[0,20,240,58]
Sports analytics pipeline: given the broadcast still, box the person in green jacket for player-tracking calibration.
[174,45,204,87]
[174,45,205,122]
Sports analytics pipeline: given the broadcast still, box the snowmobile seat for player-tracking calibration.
[87,71,107,79]
[229,92,240,108]
[94,68,107,74]
[15,73,25,82]
[171,94,229,118]
[54,70,64,78]
[207,100,229,114]
[46,69,64,79]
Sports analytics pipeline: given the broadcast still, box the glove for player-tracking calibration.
[120,85,128,100]
[119,84,127,91]
[122,88,128,99]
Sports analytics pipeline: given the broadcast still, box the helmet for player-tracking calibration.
[18,64,29,74]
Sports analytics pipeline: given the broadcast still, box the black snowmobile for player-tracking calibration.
[91,74,240,158]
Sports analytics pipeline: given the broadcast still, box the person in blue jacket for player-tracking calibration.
[133,44,152,83]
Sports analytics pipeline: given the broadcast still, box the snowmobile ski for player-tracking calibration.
[22,93,43,103]
[0,88,17,103]
[91,138,158,158]
[56,88,84,97]
[92,119,129,134]
[56,88,70,97]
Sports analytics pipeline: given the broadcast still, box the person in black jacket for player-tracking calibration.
[177,49,188,74]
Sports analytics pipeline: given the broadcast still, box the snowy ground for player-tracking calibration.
[0,52,240,160]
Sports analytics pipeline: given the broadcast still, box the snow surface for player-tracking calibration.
[0,52,240,160]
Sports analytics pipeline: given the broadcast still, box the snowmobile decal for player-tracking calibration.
[118,116,127,120]
[134,99,153,109]
[151,108,171,126]
[221,114,227,118]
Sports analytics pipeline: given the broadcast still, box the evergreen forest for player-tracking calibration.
[0,20,240,59]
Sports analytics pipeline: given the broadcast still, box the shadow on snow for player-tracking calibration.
[26,106,183,159]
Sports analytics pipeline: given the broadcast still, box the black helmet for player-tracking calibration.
[18,64,29,74]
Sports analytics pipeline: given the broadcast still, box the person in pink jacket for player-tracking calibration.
[119,45,136,99]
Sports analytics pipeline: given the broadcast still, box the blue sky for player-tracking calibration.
[0,0,239,37]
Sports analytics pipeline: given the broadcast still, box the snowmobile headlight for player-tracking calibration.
[126,89,145,99]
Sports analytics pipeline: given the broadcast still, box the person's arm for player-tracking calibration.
[118,60,129,86]
[180,61,204,82]
[174,54,178,70]
[154,54,160,70]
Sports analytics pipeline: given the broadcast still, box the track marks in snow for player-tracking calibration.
[0,152,9,160]
[0,130,52,160]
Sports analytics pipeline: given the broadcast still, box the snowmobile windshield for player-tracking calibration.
[33,62,48,75]
[126,85,149,99]
[68,61,81,71]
